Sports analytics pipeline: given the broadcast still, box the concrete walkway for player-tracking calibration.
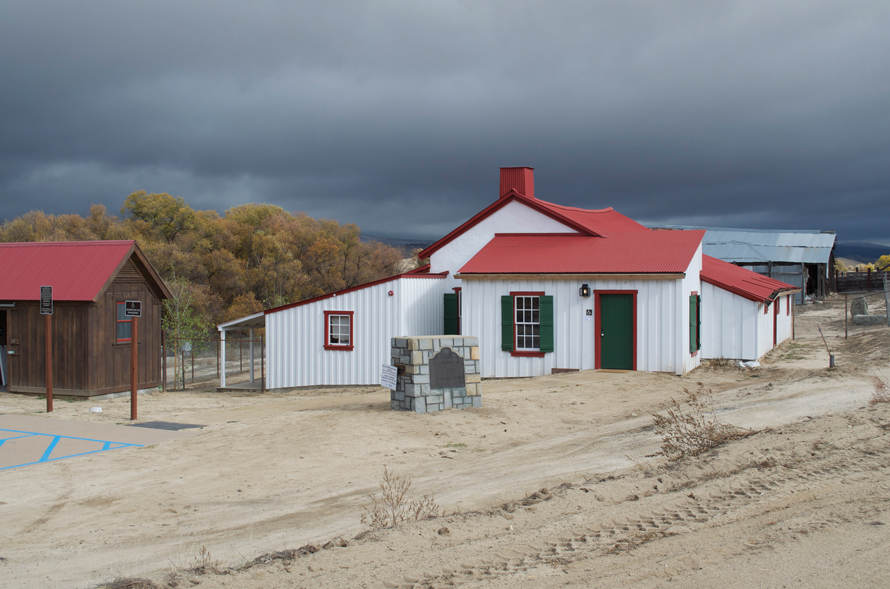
[0,414,199,471]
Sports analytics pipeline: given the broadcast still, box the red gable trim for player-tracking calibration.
[418,191,600,260]
[265,268,447,315]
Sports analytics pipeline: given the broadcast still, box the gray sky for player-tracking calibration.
[2,1,889,244]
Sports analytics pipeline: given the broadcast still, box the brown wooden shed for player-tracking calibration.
[0,240,171,397]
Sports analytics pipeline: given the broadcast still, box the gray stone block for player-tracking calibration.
[400,355,410,364]
[428,394,443,404]
[420,364,429,375]
[413,374,430,384]
[444,390,453,408]
[471,396,482,408]
[390,400,400,410]
[404,384,416,397]
[433,340,441,352]
[853,314,887,325]
[851,297,868,317]
[419,338,433,350]
[420,383,430,394]
[394,390,405,401]
[440,338,453,348]
[394,338,407,348]
[414,397,426,414]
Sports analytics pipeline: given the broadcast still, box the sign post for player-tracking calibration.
[125,301,142,420]
[40,286,53,412]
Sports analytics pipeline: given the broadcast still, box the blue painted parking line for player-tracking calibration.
[0,427,143,471]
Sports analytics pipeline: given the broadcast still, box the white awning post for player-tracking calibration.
[220,329,227,388]
[249,328,255,383]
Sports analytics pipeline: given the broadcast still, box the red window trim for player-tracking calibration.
[116,301,132,344]
[324,310,354,351]
[510,291,545,357]
[593,290,638,371]
[786,295,791,316]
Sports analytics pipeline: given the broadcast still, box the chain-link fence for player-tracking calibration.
[163,331,264,391]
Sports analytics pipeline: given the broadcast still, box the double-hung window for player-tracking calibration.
[116,301,132,343]
[501,292,553,356]
[324,310,354,351]
[515,295,540,351]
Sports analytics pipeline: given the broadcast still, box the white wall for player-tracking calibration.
[430,200,577,290]
[677,244,703,374]
[701,282,760,360]
[462,275,694,378]
[702,287,794,361]
[266,276,445,388]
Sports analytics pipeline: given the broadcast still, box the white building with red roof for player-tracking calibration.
[221,167,798,389]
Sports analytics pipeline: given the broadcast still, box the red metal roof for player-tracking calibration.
[534,201,649,235]
[458,231,705,275]
[701,255,797,303]
[0,241,136,301]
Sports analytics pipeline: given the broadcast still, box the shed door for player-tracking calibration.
[599,294,634,370]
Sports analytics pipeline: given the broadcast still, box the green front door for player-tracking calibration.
[599,294,634,370]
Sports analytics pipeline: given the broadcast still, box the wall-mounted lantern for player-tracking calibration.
[579,284,591,297]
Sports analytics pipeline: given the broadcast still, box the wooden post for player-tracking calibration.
[844,294,848,339]
[131,316,138,420]
[162,330,166,392]
[260,333,265,393]
[867,267,871,291]
[884,274,889,328]
[45,314,53,413]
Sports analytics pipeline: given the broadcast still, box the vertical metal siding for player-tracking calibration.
[266,277,444,388]
[702,282,760,360]
[463,276,685,378]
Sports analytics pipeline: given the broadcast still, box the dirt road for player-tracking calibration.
[0,295,887,588]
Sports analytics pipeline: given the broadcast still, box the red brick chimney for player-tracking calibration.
[499,167,534,199]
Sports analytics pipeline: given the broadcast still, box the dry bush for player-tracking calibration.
[869,377,890,405]
[96,579,160,589]
[360,466,440,529]
[652,385,751,460]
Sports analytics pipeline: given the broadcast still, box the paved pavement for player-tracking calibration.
[0,414,198,471]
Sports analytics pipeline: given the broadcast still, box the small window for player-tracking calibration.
[324,311,354,351]
[116,302,132,343]
[515,295,540,351]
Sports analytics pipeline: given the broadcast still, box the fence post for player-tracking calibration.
[261,333,265,393]
[867,267,871,291]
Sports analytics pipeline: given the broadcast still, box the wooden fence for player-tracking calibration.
[836,270,890,293]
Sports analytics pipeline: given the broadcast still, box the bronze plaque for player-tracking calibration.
[429,347,466,390]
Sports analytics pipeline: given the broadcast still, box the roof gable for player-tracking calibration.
[418,191,600,259]
[0,240,171,302]
[701,254,797,303]
[459,231,705,275]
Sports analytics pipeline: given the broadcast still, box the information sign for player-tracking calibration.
[125,300,143,317]
[40,285,53,315]
[381,364,398,391]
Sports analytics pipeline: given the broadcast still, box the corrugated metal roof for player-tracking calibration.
[701,255,797,303]
[459,231,704,275]
[0,241,135,301]
[651,226,836,264]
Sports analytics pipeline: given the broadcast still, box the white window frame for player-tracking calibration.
[514,295,541,351]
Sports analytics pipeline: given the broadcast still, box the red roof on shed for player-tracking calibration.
[458,231,705,275]
[701,254,797,303]
[0,240,139,301]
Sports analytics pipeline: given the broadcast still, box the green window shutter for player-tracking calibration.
[696,295,702,351]
[689,294,698,354]
[501,295,514,351]
[539,295,554,353]
[443,293,459,335]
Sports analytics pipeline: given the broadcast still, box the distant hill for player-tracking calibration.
[835,242,890,264]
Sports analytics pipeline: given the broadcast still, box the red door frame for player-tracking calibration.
[773,298,779,347]
[594,290,638,370]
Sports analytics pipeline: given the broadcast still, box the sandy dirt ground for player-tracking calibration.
[1,295,889,589]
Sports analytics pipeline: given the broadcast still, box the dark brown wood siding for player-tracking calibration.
[7,302,89,391]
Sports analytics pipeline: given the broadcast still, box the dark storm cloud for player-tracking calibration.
[1,1,889,244]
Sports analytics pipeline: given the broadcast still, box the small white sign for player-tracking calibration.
[381,364,398,390]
